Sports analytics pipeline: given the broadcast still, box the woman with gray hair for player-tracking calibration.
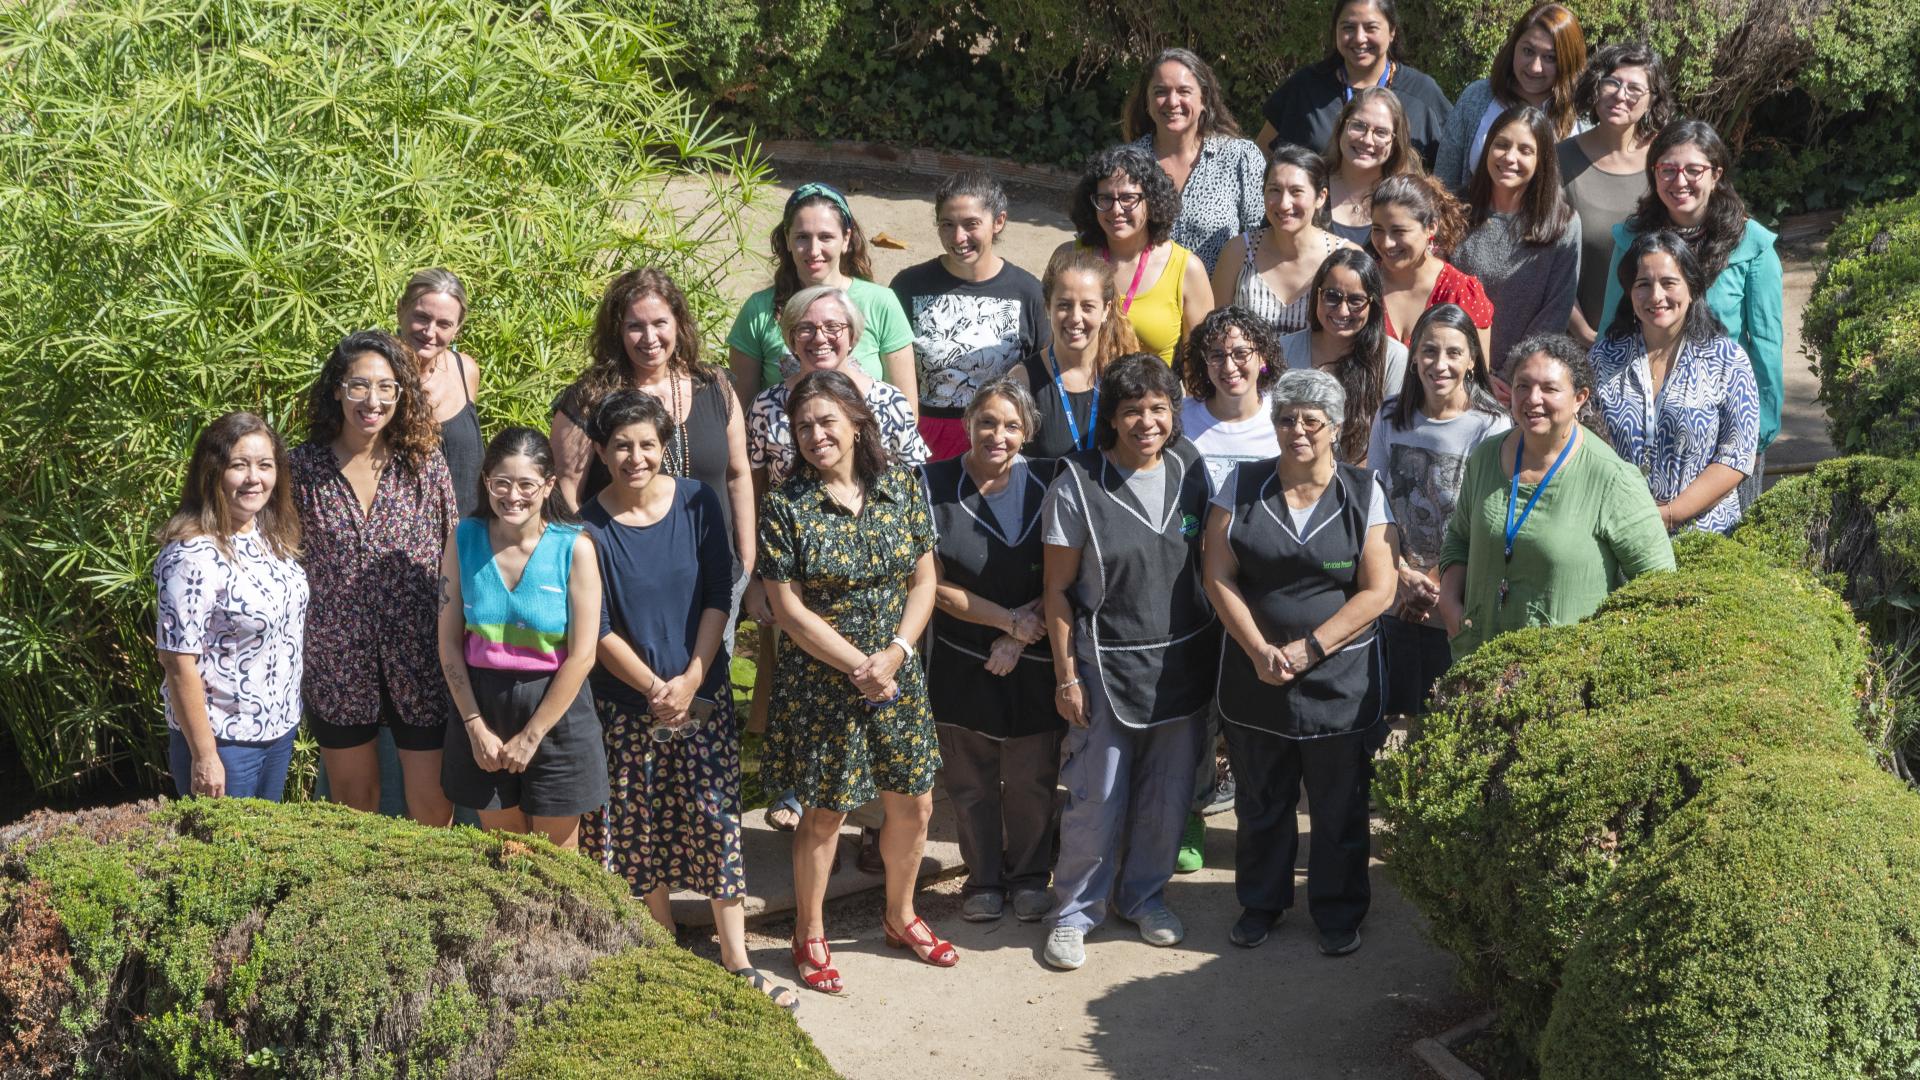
[747,284,929,490]
[917,377,1062,924]
[1202,367,1397,956]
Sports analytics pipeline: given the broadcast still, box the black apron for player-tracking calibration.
[1216,460,1383,738]
[1060,438,1220,729]
[920,456,1061,740]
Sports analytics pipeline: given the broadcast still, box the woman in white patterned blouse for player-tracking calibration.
[154,412,309,800]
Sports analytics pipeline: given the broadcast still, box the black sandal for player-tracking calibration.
[732,967,801,1012]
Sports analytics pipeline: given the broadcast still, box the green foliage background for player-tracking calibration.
[1802,192,1920,458]
[0,0,768,793]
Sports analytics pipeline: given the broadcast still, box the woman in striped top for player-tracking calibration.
[437,427,607,849]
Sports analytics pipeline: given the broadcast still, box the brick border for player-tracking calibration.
[1410,1011,1495,1080]
[763,139,1078,192]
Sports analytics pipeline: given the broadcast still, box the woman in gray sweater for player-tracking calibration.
[1454,105,1581,380]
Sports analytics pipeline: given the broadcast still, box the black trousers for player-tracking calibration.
[1223,722,1373,933]
[936,724,1063,896]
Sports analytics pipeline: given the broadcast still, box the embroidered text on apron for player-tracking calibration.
[1216,460,1383,738]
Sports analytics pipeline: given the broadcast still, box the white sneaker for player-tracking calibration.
[1133,906,1185,947]
[1044,925,1086,970]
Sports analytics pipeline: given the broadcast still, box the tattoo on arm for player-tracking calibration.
[439,574,452,609]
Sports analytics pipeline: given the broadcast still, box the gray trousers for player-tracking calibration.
[936,725,1062,896]
[1047,672,1208,933]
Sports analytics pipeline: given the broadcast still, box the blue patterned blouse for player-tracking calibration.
[1591,332,1761,535]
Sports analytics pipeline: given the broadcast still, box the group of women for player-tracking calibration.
[152,0,1781,1006]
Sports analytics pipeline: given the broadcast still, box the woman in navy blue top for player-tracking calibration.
[577,389,798,1012]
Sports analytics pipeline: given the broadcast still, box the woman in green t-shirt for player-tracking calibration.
[727,182,918,416]
[1434,332,1672,658]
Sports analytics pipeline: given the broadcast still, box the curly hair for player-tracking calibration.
[1122,48,1244,143]
[1507,331,1595,399]
[1627,119,1748,281]
[786,369,891,485]
[1095,353,1185,452]
[771,184,875,311]
[1574,42,1674,146]
[157,411,301,560]
[1181,306,1283,402]
[1068,143,1179,250]
[306,329,440,471]
[1371,172,1469,258]
[566,267,713,432]
[1487,3,1586,139]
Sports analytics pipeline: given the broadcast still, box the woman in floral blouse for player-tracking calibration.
[291,328,459,824]
[759,369,952,995]
[1592,230,1758,535]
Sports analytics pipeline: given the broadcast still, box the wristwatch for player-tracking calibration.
[889,634,916,660]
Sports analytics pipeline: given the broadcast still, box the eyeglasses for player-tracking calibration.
[1275,414,1330,433]
[341,378,402,404]
[649,721,695,744]
[1343,120,1394,142]
[1319,288,1372,312]
[793,321,849,339]
[1597,76,1649,103]
[1204,346,1260,367]
[1655,162,1717,184]
[1090,192,1146,213]
[485,477,549,498]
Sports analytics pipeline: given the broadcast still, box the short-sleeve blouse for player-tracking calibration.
[289,441,458,728]
[747,379,928,486]
[1130,133,1267,273]
[155,532,310,741]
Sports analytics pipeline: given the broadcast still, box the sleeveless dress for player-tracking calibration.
[439,350,485,517]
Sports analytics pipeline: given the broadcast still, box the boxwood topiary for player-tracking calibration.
[1378,533,1873,1058]
[0,799,829,1079]
[1539,750,1920,1079]
[1802,193,1920,458]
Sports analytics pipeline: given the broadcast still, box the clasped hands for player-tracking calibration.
[985,599,1046,677]
[466,719,543,774]
[1253,638,1317,686]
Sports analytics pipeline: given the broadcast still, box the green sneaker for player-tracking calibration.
[1175,813,1205,873]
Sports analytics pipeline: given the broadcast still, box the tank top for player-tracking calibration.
[1020,350,1098,460]
[457,517,580,672]
[439,351,485,517]
[561,374,737,563]
[1233,226,1322,338]
[1122,243,1190,366]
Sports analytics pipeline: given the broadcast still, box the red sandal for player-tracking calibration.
[791,936,844,994]
[883,916,959,967]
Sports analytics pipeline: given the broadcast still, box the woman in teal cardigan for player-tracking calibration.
[1596,120,1785,467]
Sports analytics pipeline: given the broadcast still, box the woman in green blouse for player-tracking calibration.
[1434,333,1672,658]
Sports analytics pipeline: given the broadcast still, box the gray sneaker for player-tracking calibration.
[1012,889,1051,923]
[1132,906,1185,947]
[1043,925,1086,970]
[961,891,1005,922]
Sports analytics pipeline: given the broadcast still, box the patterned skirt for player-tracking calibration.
[582,694,746,900]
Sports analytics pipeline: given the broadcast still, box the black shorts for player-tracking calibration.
[307,678,446,752]
[440,666,608,817]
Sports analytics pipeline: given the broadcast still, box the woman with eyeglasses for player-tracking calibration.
[1321,88,1425,250]
[1122,48,1267,274]
[1434,3,1587,194]
[729,182,918,415]
[1278,249,1409,466]
[1254,0,1452,169]
[1597,119,1783,509]
[1203,368,1397,956]
[1211,145,1356,338]
[437,427,605,850]
[1557,44,1672,345]
[1057,143,1215,368]
[572,391,797,1011]
[291,329,459,824]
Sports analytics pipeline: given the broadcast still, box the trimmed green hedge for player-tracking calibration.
[1803,194,1920,458]
[1379,533,1875,1061]
[0,799,830,1078]
[1540,751,1920,1079]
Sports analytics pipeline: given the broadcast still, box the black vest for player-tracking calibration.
[1215,460,1383,738]
[920,456,1061,739]
[1059,438,1220,729]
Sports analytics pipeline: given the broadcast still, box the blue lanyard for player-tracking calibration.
[1048,346,1098,453]
[1340,60,1393,102]
[1504,429,1577,560]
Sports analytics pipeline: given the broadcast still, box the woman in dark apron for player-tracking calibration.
[1039,354,1221,971]
[919,377,1062,924]
[1203,368,1397,956]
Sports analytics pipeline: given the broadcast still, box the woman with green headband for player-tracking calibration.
[728,183,919,417]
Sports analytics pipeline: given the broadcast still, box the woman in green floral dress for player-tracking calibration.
[759,369,954,995]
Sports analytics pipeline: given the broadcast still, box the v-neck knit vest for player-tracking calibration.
[457,517,579,672]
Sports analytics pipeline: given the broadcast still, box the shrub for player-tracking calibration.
[1377,534,1872,1059]
[1801,193,1920,458]
[1539,751,1920,1079]
[0,798,826,1078]
[0,0,769,795]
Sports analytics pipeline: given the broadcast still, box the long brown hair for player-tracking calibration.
[158,411,301,560]
[305,329,441,471]
[1466,105,1574,246]
[1306,248,1393,465]
[1042,247,1141,377]
[1122,48,1244,143]
[1487,3,1586,139]
[1323,87,1422,181]
[570,267,713,426]
[771,184,875,311]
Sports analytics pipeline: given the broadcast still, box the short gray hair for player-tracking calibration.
[963,375,1041,442]
[1270,368,1345,428]
[779,285,865,351]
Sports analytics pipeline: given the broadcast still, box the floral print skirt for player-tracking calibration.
[582,695,745,900]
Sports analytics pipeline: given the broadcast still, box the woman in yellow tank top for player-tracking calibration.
[1058,144,1215,369]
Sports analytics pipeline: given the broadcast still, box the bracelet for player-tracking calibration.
[462,713,485,726]
[889,634,916,661]
[1305,633,1328,664]
[1056,678,1082,692]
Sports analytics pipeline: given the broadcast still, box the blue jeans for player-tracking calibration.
[169,726,297,801]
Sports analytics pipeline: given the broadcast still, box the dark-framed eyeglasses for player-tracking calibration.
[1090,192,1146,213]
